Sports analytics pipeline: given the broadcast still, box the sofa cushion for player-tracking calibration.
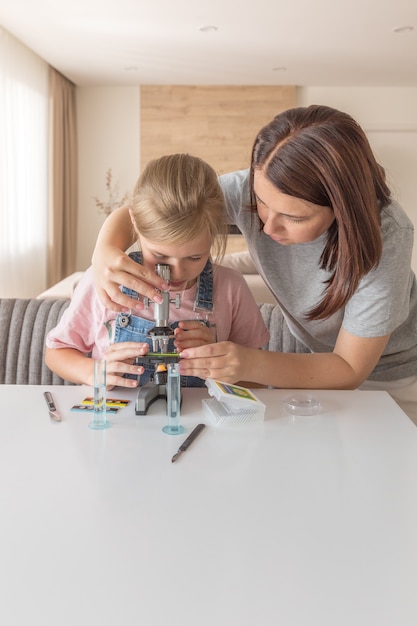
[220,250,257,274]
[258,303,309,354]
[36,271,84,299]
[0,298,71,385]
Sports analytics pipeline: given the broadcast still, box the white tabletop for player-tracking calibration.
[1,384,417,626]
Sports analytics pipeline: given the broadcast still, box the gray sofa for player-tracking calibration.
[0,298,71,384]
[0,298,308,386]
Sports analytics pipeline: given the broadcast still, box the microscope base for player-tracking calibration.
[135,382,167,415]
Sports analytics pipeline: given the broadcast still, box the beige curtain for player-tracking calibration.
[48,67,78,286]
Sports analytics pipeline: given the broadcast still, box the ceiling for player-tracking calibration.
[1,0,416,87]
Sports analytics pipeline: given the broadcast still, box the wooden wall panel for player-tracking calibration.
[140,85,296,174]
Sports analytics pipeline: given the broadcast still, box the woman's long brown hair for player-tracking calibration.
[250,105,391,320]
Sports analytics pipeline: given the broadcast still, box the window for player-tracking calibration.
[0,27,48,297]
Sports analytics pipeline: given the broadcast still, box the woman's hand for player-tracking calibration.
[92,206,170,312]
[179,341,251,382]
[92,246,169,313]
[173,320,217,352]
[102,341,150,388]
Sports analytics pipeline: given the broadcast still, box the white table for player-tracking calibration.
[1,385,417,626]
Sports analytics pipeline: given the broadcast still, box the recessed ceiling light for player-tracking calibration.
[124,66,139,72]
[393,25,414,33]
[272,66,287,72]
[199,25,218,33]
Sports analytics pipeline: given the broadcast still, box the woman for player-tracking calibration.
[91,105,417,422]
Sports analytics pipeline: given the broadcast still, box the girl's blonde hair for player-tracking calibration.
[131,153,227,261]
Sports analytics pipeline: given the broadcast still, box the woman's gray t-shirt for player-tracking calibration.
[219,168,417,381]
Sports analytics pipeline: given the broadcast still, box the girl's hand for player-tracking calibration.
[179,341,250,382]
[92,245,169,313]
[101,341,150,388]
[173,321,217,352]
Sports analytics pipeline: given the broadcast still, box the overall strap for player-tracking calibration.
[194,260,214,314]
[129,251,143,264]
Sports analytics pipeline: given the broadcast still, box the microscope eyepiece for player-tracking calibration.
[155,263,171,285]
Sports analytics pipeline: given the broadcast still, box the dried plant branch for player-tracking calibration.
[93,168,129,217]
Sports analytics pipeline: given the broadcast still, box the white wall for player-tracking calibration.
[76,86,417,272]
[76,86,140,270]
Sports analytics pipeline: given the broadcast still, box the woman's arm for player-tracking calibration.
[179,328,390,389]
[91,206,169,312]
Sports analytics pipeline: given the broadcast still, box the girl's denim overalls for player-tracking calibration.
[113,252,214,387]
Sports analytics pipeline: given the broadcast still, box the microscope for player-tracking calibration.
[134,263,181,415]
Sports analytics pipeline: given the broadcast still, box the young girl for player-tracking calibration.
[90,106,417,423]
[45,153,269,388]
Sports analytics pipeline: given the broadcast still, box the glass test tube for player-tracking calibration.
[89,359,112,430]
[162,362,185,435]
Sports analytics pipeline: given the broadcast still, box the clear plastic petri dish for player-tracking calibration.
[283,393,321,416]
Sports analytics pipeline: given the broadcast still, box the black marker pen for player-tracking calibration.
[171,423,206,462]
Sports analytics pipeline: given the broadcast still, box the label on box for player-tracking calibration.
[203,379,265,425]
